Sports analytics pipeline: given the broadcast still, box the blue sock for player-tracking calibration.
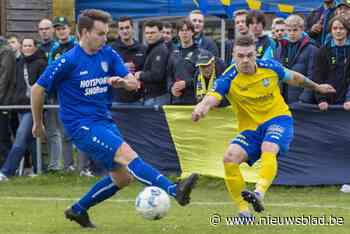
[127,157,176,197]
[72,176,119,214]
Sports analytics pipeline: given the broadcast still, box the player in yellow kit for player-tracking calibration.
[192,34,335,219]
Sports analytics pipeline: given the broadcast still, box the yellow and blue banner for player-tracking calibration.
[111,103,350,185]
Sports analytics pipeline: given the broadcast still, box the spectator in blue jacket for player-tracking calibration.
[275,15,318,104]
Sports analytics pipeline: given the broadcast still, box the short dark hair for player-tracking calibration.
[176,20,195,32]
[77,9,112,35]
[246,10,266,28]
[162,22,173,29]
[144,20,163,31]
[234,34,255,47]
[117,16,133,27]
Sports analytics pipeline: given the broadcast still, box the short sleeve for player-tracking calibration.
[207,69,235,101]
[36,56,73,95]
[262,59,292,82]
[111,49,128,77]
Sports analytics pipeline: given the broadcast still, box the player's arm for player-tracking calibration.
[284,70,336,94]
[108,73,139,91]
[31,84,46,138]
[192,95,219,122]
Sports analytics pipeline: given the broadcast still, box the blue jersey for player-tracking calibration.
[37,44,128,137]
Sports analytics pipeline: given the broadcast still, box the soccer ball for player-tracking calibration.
[135,186,171,220]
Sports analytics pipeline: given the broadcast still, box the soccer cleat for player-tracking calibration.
[175,173,199,206]
[64,207,96,228]
[241,190,264,213]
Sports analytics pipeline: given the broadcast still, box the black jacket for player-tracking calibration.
[110,39,146,102]
[13,49,47,106]
[0,38,16,105]
[140,39,169,99]
[167,44,205,105]
[313,44,350,104]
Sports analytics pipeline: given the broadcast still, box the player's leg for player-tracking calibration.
[243,116,293,212]
[223,143,250,215]
[115,143,198,206]
[255,141,279,198]
[65,167,133,228]
[241,141,278,213]
[64,123,132,228]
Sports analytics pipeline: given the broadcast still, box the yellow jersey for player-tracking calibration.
[209,59,292,132]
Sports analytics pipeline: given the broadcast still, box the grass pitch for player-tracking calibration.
[0,174,350,234]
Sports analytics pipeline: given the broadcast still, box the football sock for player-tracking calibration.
[255,152,277,197]
[72,176,119,214]
[127,157,176,197]
[224,162,249,212]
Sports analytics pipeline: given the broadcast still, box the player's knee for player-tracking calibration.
[114,143,138,166]
[110,170,134,188]
[223,145,247,164]
[261,142,279,153]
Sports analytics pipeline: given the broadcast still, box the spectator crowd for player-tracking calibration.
[0,0,350,182]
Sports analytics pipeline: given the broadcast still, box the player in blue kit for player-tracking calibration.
[31,9,198,228]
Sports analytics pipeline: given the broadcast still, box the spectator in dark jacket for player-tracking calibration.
[37,18,55,58]
[306,0,336,47]
[110,16,146,105]
[0,37,47,181]
[313,16,350,111]
[275,15,318,103]
[189,10,219,57]
[168,20,209,105]
[135,20,170,106]
[0,36,16,165]
[162,22,177,53]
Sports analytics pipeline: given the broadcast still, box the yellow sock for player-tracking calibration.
[224,162,249,212]
[256,152,278,196]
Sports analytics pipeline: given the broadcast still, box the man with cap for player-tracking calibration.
[335,0,350,23]
[46,16,81,174]
[195,51,226,104]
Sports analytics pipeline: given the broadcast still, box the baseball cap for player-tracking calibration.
[196,51,215,66]
[53,16,69,27]
[337,0,350,8]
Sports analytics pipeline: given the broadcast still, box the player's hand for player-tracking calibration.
[318,101,329,111]
[108,76,124,88]
[108,76,138,91]
[192,103,209,122]
[32,122,46,138]
[343,101,350,111]
[316,84,336,94]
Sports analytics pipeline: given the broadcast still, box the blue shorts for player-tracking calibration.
[71,121,124,171]
[231,115,294,166]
